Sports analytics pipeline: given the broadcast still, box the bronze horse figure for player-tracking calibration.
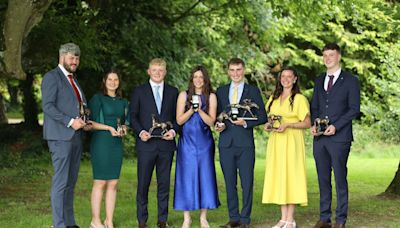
[230,99,259,118]
[149,114,173,136]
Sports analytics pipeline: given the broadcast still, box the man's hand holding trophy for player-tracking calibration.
[312,118,334,136]
[215,99,260,132]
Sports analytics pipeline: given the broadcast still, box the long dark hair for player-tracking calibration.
[186,65,213,113]
[101,69,122,97]
[267,67,301,113]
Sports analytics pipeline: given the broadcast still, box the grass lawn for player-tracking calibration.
[0,154,399,228]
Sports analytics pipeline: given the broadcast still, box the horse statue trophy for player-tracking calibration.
[265,114,282,130]
[79,102,91,124]
[313,118,330,136]
[229,99,260,121]
[148,114,173,138]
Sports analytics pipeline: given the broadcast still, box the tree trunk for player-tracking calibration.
[384,161,400,196]
[21,73,39,130]
[7,81,20,106]
[3,0,52,80]
[0,94,7,124]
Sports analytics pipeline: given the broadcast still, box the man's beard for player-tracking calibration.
[63,63,77,73]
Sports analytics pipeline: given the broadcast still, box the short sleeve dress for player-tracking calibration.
[262,93,309,206]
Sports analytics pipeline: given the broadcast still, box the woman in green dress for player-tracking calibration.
[88,70,128,228]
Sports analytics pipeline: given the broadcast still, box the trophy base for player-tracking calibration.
[240,117,258,121]
[150,135,165,138]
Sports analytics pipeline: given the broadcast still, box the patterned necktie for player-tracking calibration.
[154,85,161,114]
[327,75,334,91]
[231,86,238,104]
[67,74,82,103]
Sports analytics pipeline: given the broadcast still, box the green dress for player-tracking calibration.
[89,94,128,180]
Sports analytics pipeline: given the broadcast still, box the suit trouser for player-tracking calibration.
[219,146,255,225]
[313,137,351,224]
[48,132,82,228]
[136,149,174,224]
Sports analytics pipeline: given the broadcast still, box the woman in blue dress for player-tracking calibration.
[174,65,220,228]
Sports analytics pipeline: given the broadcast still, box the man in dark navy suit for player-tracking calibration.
[215,58,267,228]
[311,43,360,228]
[130,58,179,228]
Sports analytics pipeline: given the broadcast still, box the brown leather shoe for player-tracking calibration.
[157,221,169,228]
[220,221,241,228]
[332,224,345,228]
[239,223,249,228]
[313,220,331,228]
[138,223,147,228]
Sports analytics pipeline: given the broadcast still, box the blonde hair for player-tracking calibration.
[149,58,166,68]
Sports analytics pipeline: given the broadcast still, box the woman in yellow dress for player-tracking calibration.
[262,67,311,228]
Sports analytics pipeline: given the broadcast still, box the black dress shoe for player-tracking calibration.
[67,226,80,228]
[220,221,240,228]
[313,220,331,228]
[157,221,169,228]
[138,223,147,228]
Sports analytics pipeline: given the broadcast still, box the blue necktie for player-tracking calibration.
[155,85,161,114]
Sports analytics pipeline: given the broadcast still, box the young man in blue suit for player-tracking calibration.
[42,43,88,228]
[311,43,360,228]
[215,58,267,228]
[130,58,179,228]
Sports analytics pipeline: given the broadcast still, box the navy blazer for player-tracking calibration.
[311,70,360,142]
[129,82,179,152]
[216,83,267,148]
[41,66,86,141]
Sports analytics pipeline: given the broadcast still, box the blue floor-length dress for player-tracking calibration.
[173,94,220,210]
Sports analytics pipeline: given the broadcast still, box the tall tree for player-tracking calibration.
[0,0,52,124]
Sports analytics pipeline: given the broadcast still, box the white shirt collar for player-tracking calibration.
[326,68,341,79]
[58,64,71,77]
[149,79,164,88]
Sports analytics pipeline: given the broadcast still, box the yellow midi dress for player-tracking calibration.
[262,94,309,206]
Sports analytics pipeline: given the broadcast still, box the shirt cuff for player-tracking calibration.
[67,118,74,128]
[139,130,146,138]
[243,121,247,128]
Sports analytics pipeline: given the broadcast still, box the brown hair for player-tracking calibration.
[228,57,245,68]
[186,65,213,113]
[101,69,123,97]
[267,67,301,113]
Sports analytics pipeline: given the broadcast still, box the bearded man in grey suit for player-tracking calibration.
[42,43,88,228]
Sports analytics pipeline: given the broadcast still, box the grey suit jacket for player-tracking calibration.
[41,66,86,141]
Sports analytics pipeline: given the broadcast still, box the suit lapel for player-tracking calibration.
[57,67,80,104]
[240,84,249,103]
[328,72,346,97]
[160,84,167,115]
[222,84,230,108]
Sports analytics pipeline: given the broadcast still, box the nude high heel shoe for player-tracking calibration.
[272,220,287,228]
[182,218,192,228]
[200,218,210,228]
[284,220,296,228]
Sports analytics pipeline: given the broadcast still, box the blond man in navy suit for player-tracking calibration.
[130,58,179,228]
